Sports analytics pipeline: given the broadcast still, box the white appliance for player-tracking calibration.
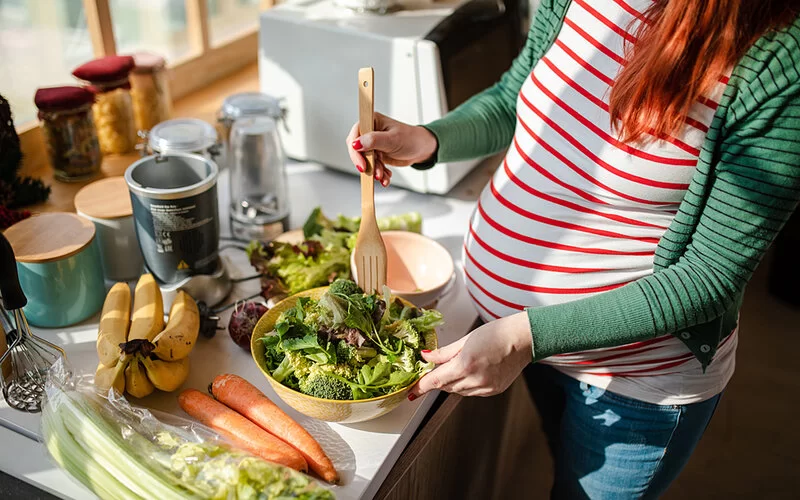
[259,0,523,194]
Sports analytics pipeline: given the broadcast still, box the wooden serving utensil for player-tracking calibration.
[352,67,387,294]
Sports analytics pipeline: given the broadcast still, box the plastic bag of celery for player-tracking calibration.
[41,360,334,500]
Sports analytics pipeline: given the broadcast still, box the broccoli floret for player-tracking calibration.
[336,340,356,364]
[329,278,363,296]
[271,351,313,383]
[335,340,378,367]
[299,367,353,400]
[317,362,357,380]
[393,346,417,372]
[386,320,422,349]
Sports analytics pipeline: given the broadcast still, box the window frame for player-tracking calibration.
[16,0,273,165]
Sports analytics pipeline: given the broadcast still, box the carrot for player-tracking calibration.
[177,389,308,472]
[211,374,340,484]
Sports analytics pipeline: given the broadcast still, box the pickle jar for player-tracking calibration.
[73,55,137,155]
[130,52,172,132]
[34,86,102,182]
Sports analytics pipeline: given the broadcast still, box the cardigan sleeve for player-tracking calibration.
[419,1,564,164]
[526,35,800,361]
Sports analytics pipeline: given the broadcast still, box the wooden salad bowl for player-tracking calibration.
[250,287,438,423]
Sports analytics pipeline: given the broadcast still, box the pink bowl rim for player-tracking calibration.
[378,230,455,296]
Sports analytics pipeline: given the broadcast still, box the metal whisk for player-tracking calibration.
[0,232,67,413]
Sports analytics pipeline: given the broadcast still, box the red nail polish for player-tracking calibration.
[421,350,431,354]
[408,394,417,401]
[352,139,363,150]
[357,164,364,173]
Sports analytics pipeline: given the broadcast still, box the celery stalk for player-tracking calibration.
[42,386,334,500]
[42,389,191,500]
[42,408,139,500]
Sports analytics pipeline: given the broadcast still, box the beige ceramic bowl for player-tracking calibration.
[352,231,455,307]
[250,287,438,423]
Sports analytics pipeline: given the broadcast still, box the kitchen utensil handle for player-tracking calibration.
[358,67,376,221]
[0,232,26,310]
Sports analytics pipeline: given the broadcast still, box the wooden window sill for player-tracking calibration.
[18,62,260,215]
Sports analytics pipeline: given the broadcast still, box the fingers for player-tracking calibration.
[421,334,469,365]
[408,361,462,399]
[352,130,395,154]
[374,156,392,187]
[346,122,367,173]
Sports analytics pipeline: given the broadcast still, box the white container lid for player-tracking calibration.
[148,118,218,153]
[220,92,282,120]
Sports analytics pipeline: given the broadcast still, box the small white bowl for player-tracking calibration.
[351,231,455,307]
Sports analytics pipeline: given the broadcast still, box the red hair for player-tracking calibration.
[610,0,799,143]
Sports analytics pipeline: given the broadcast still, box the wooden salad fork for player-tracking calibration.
[353,67,387,294]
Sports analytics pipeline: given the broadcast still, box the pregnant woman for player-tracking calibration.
[347,0,799,497]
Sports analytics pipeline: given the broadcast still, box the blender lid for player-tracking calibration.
[221,92,282,119]
[148,118,218,153]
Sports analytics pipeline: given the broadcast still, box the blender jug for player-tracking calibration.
[228,116,290,241]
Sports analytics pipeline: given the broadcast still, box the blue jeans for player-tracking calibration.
[523,363,722,499]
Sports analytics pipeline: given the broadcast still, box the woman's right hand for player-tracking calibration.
[346,112,438,187]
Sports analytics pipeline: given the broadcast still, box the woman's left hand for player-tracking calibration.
[408,312,533,399]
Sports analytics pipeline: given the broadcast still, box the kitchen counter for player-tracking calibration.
[0,152,500,499]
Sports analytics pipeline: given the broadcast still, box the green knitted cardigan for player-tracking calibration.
[419,0,800,368]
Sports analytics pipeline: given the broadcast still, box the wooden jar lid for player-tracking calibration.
[4,213,96,263]
[74,176,132,219]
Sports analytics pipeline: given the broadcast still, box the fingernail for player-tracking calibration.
[408,393,417,401]
[421,350,431,354]
[382,179,389,187]
[356,164,364,173]
[352,139,363,150]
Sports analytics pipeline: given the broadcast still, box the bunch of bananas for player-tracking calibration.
[95,274,200,398]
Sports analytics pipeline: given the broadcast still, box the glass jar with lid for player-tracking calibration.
[130,52,172,132]
[34,86,102,182]
[73,55,137,155]
[217,92,283,170]
[141,118,221,160]
[228,116,290,241]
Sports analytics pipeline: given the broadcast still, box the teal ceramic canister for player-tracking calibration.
[3,212,105,328]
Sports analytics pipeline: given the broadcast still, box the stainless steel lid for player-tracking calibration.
[148,118,218,153]
[220,92,282,120]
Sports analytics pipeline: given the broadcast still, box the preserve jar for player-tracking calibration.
[228,116,290,241]
[130,52,172,132]
[217,92,283,170]
[34,86,102,182]
[142,118,220,160]
[73,55,137,155]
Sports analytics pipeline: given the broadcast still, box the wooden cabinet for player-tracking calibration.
[375,379,551,500]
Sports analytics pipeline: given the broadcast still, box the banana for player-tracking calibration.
[127,274,164,341]
[125,356,155,398]
[96,283,132,366]
[94,357,128,394]
[141,356,190,392]
[151,291,200,361]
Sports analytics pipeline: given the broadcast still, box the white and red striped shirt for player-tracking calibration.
[464,0,736,405]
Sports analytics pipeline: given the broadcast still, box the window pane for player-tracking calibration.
[111,0,192,64]
[209,0,261,47]
[0,0,93,125]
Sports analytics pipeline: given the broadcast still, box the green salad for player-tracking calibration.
[260,279,442,400]
[246,208,422,301]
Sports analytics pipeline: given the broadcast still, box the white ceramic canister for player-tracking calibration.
[74,176,144,281]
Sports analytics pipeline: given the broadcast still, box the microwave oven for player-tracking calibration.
[258,0,523,194]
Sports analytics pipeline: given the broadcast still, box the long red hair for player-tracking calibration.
[610,0,799,143]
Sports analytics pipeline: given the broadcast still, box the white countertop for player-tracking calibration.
[0,160,487,500]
